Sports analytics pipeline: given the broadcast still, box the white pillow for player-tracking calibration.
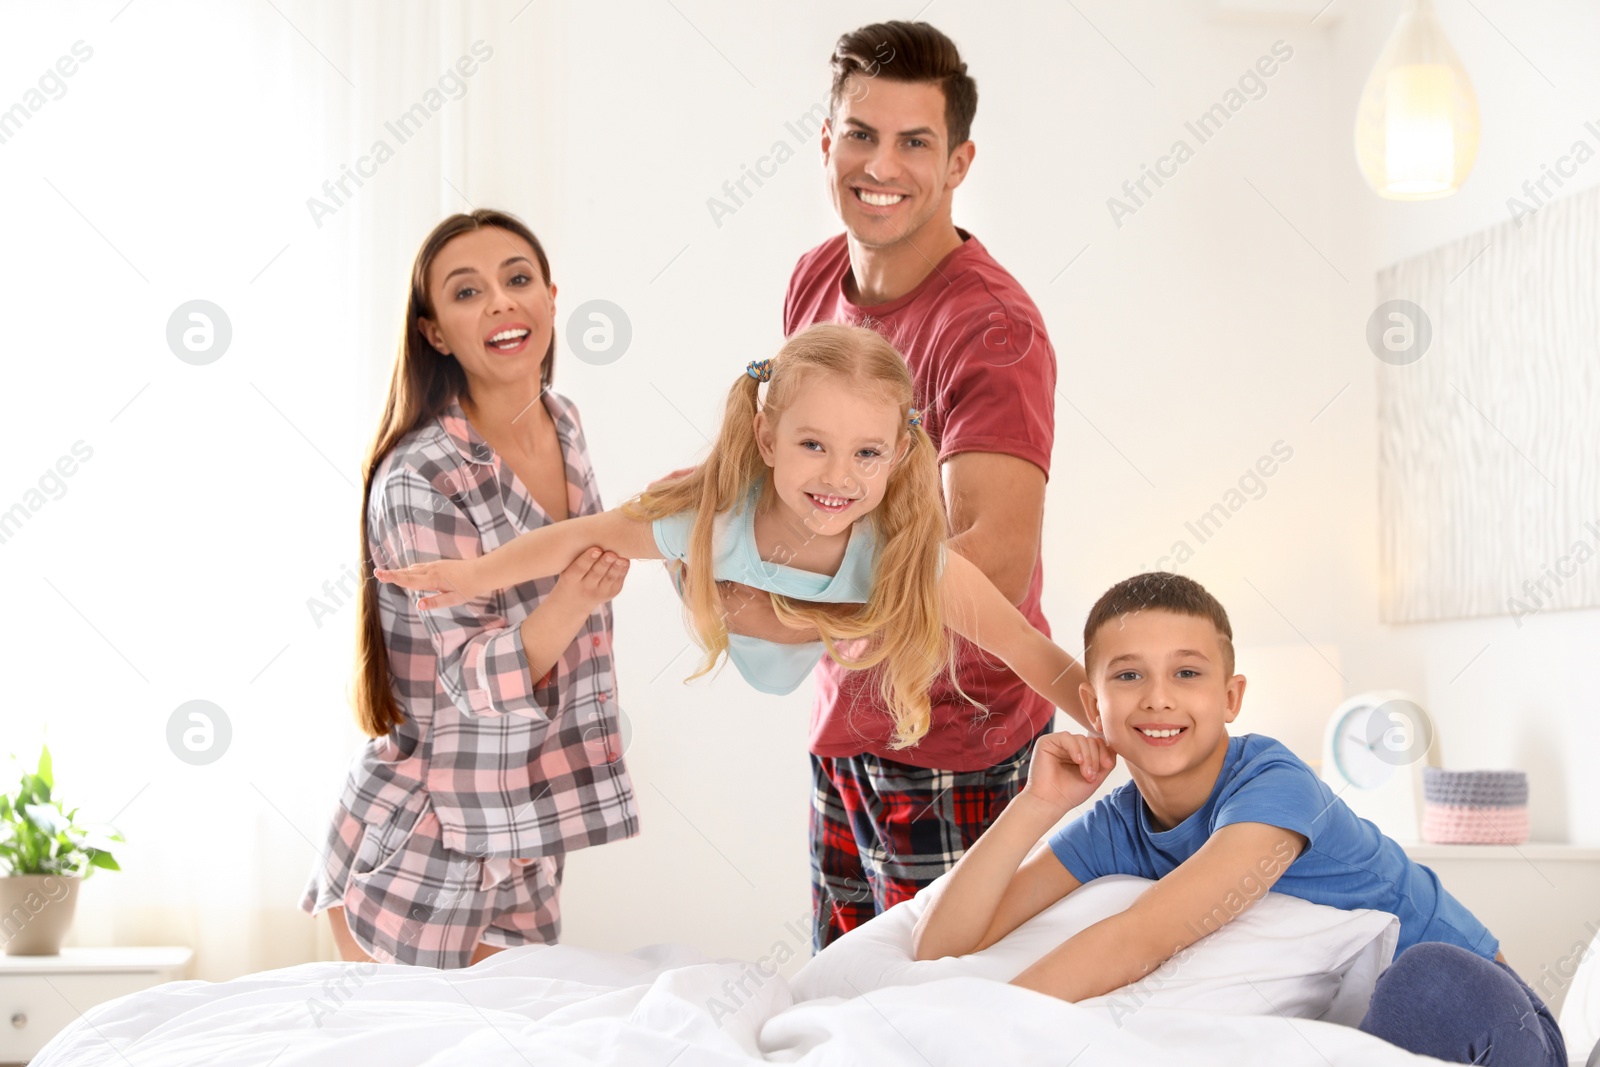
[792,872,1398,1027]
[1560,921,1600,1067]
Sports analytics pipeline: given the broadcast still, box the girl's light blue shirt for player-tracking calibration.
[653,481,935,694]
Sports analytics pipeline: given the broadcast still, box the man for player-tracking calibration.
[672,20,1080,951]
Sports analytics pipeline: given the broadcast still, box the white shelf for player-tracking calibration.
[0,947,191,974]
[1,947,192,1063]
[1397,841,1600,862]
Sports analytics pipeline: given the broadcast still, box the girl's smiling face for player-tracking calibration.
[754,372,909,539]
[419,227,556,390]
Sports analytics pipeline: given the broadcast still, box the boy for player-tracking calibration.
[912,572,1565,1065]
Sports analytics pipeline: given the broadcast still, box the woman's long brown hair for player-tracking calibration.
[352,210,555,738]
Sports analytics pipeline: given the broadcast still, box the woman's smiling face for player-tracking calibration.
[419,227,556,390]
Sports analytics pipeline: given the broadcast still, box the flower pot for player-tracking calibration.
[0,874,80,955]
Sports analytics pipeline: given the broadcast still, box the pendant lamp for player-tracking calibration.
[1355,0,1480,199]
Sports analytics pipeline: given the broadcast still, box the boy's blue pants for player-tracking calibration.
[1360,941,1567,1065]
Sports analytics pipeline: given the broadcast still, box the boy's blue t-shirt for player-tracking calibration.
[1046,733,1499,960]
[653,481,943,695]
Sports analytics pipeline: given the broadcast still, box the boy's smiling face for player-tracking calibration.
[1081,609,1245,781]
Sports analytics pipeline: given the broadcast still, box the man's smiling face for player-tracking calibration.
[822,75,973,251]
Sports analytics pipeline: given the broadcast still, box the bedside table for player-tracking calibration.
[0,947,191,1064]
[1399,841,1600,1018]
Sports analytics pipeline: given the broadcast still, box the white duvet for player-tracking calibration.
[35,940,1452,1066]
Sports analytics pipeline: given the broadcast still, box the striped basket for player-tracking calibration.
[1421,768,1529,845]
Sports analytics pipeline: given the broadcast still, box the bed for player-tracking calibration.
[31,875,1480,1066]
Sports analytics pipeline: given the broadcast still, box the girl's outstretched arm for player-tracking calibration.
[938,549,1094,731]
[377,506,664,610]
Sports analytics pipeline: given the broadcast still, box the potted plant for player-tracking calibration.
[0,746,122,955]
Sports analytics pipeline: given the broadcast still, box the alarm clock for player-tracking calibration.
[1319,689,1439,841]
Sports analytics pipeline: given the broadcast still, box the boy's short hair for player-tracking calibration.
[830,21,979,149]
[1083,572,1236,677]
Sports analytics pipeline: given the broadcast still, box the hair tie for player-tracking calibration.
[908,407,923,428]
[746,358,773,383]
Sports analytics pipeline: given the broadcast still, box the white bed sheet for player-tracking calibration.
[33,942,1455,1066]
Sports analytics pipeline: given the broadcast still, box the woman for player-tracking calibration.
[300,209,638,969]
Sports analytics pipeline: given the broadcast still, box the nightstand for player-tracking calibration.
[1399,842,1600,1018]
[0,947,191,1064]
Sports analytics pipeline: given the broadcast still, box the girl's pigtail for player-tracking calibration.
[866,419,978,748]
[621,369,770,683]
[623,324,979,751]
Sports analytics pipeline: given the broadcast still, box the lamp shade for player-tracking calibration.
[1355,0,1480,200]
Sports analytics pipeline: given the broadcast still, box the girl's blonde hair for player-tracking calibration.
[620,322,982,749]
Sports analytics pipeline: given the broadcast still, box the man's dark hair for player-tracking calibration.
[1083,572,1236,677]
[830,21,978,150]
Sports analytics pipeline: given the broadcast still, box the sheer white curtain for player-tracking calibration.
[0,0,546,980]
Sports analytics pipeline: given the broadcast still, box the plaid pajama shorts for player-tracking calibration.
[300,789,563,970]
[809,720,1051,952]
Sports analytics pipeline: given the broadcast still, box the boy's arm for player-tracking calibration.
[912,733,1111,961]
[938,549,1093,731]
[1010,821,1307,1002]
[911,807,1083,961]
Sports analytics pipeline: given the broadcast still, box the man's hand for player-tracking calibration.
[667,560,825,645]
[646,467,696,493]
[647,466,830,644]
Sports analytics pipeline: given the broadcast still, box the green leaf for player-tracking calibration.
[0,747,119,878]
[23,803,66,837]
[20,772,49,806]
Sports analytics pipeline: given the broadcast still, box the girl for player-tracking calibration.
[300,209,638,969]
[378,322,1093,750]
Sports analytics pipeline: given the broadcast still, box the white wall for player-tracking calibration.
[1322,0,1600,849]
[2,0,1592,982]
[517,0,1600,970]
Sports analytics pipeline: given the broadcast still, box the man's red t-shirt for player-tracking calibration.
[783,229,1058,772]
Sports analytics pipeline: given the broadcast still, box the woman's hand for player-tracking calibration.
[550,547,630,613]
[375,557,486,610]
[1021,733,1117,817]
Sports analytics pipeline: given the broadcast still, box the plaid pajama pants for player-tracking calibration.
[809,720,1051,952]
